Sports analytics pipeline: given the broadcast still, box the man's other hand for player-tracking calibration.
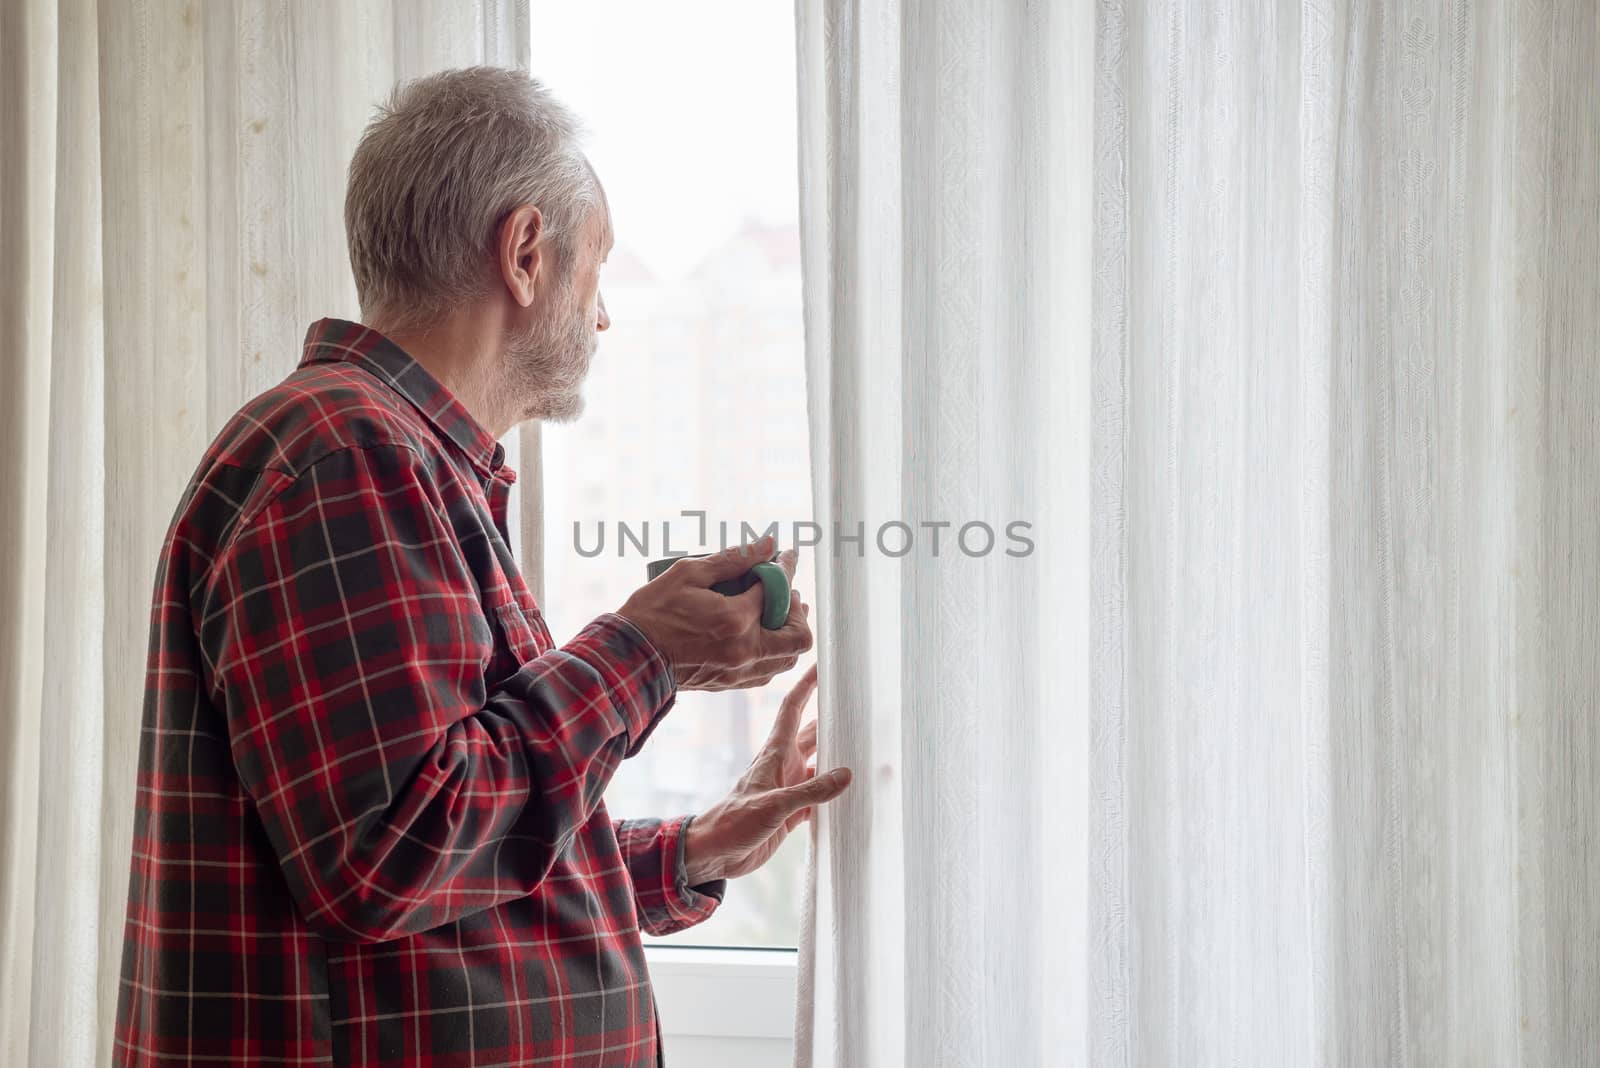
[682,664,851,883]
[617,534,813,691]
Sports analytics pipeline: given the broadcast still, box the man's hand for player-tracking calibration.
[682,664,852,883]
[617,534,813,691]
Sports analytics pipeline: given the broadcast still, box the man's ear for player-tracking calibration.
[498,204,544,308]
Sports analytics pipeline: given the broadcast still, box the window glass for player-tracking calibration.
[532,0,812,948]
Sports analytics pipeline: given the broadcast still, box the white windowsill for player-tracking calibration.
[644,945,798,1042]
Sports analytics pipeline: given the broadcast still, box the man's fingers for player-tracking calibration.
[756,591,813,660]
[721,650,802,690]
[730,581,767,619]
[730,564,801,634]
[679,587,812,690]
[797,719,818,758]
[767,662,818,745]
[772,767,851,815]
[680,535,777,585]
[774,547,798,582]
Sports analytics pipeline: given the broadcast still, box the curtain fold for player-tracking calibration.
[796,0,1599,1064]
[794,1,1090,1065]
[0,4,529,1064]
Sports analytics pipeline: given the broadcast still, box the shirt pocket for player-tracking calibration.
[479,600,539,688]
[493,600,542,667]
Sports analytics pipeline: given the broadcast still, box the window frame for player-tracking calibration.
[646,944,798,1059]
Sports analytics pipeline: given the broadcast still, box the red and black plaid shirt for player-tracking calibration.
[115,319,722,1067]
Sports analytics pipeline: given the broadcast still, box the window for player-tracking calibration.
[530,4,806,1060]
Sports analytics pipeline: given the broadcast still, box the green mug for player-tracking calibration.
[645,551,792,630]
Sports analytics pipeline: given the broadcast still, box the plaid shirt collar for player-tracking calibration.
[299,317,508,477]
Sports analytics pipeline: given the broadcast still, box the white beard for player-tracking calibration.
[503,282,596,424]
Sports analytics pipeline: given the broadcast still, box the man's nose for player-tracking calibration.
[596,292,610,332]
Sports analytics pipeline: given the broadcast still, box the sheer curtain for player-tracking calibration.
[794,1,1599,1065]
[0,3,530,1065]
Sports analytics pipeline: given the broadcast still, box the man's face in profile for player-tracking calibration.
[506,192,613,424]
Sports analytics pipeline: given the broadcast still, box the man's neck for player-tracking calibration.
[372,305,515,439]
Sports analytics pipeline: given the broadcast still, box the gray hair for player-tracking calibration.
[345,66,596,327]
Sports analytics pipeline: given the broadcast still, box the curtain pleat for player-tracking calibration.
[795,1,1088,1065]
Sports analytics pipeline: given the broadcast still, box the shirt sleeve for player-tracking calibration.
[614,816,726,936]
[202,442,676,944]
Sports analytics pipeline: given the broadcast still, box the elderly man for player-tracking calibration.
[114,67,850,1067]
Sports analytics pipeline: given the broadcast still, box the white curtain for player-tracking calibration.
[795,1,1599,1065]
[0,3,530,1065]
